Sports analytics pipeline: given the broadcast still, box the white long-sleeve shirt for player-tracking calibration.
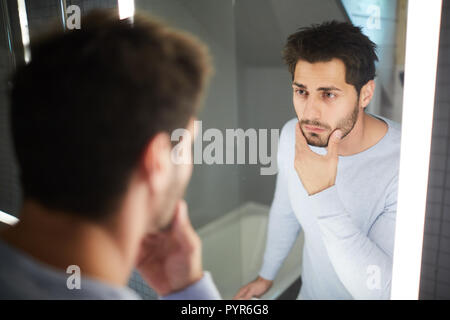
[259,114,401,299]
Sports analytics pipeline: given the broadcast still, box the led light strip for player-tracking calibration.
[391,0,443,300]
[0,210,19,226]
[17,0,31,63]
[118,0,135,20]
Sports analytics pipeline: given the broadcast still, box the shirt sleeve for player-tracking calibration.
[159,271,221,300]
[259,120,302,281]
[307,174,398,299]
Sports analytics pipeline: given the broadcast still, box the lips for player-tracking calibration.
[304,125,326,133]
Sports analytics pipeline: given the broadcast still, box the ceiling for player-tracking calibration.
[235,0,350,66]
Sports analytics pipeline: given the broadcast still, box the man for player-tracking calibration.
[235,21,401,300]
[0,10,221,299]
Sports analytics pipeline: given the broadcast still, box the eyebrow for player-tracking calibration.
[293,82,342,92]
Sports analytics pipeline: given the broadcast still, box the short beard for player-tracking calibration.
[300,102,360,148]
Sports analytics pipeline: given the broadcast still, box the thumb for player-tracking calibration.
[170,200,190,234]
[171,200,198,250]
[327,129,342,158]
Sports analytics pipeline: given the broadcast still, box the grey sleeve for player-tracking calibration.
[160,272,221,300]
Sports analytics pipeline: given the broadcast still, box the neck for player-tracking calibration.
[0,200,139,286]
[330,111,386,156]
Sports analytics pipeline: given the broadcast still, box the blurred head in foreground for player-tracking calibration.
[10,10,212,232]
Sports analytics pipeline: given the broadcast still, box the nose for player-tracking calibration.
[302,95,321,120]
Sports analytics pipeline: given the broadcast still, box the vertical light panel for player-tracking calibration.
[118,0,135,20]
[59,0,67,30]
[391,0,442,300]
[17,0,31,63]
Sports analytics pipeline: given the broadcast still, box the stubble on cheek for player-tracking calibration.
[298,118,332,147]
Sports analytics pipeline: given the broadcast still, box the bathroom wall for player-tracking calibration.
[135,0,241,230]
[341,0,406,123]
[236,66,294,206]
[419,0,450,300]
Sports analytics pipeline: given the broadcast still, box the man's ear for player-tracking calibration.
[141,132,173,193]
[359,80,376,109]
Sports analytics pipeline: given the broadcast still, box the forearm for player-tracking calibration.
[310,186,394,299]
[259,207,301,280]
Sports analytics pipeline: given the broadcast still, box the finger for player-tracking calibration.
[160,200,189,233]
[233,287,249,300]
[135,234,164,267]
[170,200,199,252]
[232,289,244,300]
[139,234,162,253]
[240,288,255,300]
[171,200,192,233]
[327,129,342,158]
[135,242,150,267]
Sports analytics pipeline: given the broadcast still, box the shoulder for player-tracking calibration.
[372,115,402,201]
[371,114,402,157]
[374,114,401,142]
[384,118,402,165]
[385,118,402,145]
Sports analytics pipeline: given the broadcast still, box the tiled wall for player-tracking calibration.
[419,0,450,300]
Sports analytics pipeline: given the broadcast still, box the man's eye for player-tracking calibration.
[295,89,307,96]
[324,92,336,99]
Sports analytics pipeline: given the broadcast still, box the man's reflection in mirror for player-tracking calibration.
[235,21,400,300]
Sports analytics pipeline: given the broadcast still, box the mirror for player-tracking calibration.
[0,0,443,300]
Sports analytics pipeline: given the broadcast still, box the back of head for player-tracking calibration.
[10,9,212,220]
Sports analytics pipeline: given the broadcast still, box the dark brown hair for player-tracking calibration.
[10,9,212,220]
[283,20,378,94]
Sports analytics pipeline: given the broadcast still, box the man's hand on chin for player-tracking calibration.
[294,122,343,196]
[135,200,203,296]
